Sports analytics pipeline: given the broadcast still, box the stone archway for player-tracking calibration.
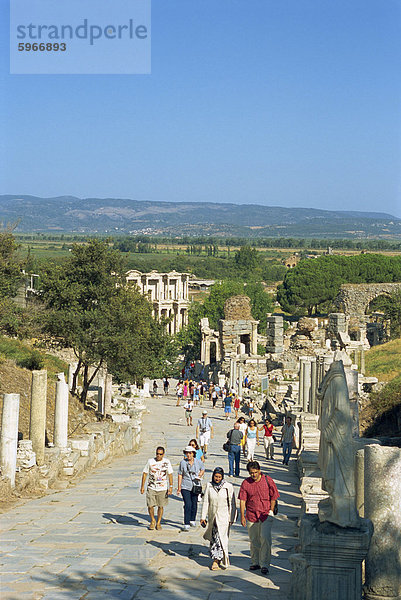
[335,283,401,316]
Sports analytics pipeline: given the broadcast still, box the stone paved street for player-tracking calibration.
[0,394,301,599]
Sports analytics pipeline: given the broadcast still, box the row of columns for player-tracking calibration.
[298,354,334,414]
[0,370,69,487]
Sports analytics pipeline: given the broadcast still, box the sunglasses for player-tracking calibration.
[156,452,164,455]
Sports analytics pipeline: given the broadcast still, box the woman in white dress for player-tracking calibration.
[237,417,248,457]
[244,419,259,462]
[200,467,237,570]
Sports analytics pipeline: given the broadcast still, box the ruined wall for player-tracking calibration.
[224,295,252,320]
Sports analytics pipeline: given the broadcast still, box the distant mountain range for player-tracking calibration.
[1,195,400,239]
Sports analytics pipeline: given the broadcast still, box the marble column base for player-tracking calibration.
[290,514,372,600]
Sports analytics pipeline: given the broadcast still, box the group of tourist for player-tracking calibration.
[139,394,297,574]
[176,380,242,413]
[141,443,279,574]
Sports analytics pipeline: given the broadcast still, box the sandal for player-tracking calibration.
[210,561,220,571]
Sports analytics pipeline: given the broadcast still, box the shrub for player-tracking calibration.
[17,351,45,371]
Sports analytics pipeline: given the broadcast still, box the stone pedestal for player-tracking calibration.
[54,373,69,449]
[0,393,20,487]
[291,514,372,600]
[300,413,320,452]
[29,369,47,466]
[364,445,401,600]
[300,476,329,515]
[17,439,36,469]
[143,381,151,398]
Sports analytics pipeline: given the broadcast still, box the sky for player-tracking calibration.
[1,0,400,217]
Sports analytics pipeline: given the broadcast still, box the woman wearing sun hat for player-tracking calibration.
[177,445,205,531]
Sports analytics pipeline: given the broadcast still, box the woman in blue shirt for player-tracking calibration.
[177,446,205,531]
[188,438,205,462]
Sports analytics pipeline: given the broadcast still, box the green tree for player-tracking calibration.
[234,246,261,271]
[40,239,167,404]
[277,254,401,315]
[0,231,38,339]
[374,291,401,339]
[0,231,23,298]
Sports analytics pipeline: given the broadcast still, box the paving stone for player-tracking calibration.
[0,394,301,598]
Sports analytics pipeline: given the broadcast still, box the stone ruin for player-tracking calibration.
[200,295,262,384]
[335,282,401,348]
[266,315,284,353]
[0,366,148,493]
[220,296,258,361]
[289,357,401,600]
[223,295,253,320]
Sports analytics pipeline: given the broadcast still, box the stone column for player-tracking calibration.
[360,348,366,376]
[310,359,317,415]
[303,360,311,413]
[29,369,47,466]
[237,364,243,396]
[215,339,221,361]
[201,336,206,363]
[364,444,401,600]
[299,357,305,408]
[68,362,78,391]
[97,373,105,414]
[355,448,365,518]
[104,374,113,415]
[0,394,20,487]
[251,322,258,355]
[54,373,69,449]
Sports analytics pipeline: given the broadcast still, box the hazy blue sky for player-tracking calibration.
[1,0,400,216]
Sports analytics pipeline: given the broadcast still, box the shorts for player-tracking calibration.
[185,410,192,417]
[224,406,231,413]
[146,489,168,508]
[199,431,211,447]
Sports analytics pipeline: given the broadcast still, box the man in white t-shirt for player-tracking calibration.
[141,446,174,530]
[196,410,214,457]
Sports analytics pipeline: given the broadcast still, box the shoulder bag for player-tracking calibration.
[223,429,233,452]
[187,462,203,495]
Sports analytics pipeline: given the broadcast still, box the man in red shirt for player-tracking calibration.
[238,460,279,574]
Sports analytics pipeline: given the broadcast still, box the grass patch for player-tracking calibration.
[362,338,401,437]
[369,374,401,414]
[0,336,67,376]
[365,338,401,382]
